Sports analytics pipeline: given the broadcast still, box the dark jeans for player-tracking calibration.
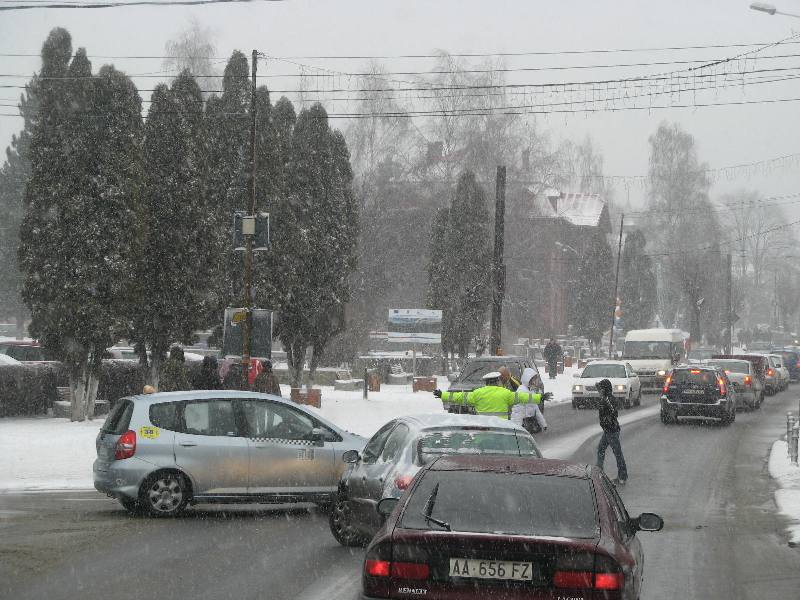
[597,429,628,481]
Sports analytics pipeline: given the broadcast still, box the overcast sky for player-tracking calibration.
[2,0,800,213]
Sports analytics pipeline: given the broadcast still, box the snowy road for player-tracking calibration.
[2,390,800,599]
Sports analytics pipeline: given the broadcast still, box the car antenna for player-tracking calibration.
[422,482,451,531]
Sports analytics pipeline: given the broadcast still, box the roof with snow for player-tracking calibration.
[529,191,607,228]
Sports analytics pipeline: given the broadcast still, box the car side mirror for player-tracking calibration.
[342,449,360,464]
[633,512,664,532]
[376,497,400,517]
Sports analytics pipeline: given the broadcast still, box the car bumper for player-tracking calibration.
[93,457,154,500]
[660,396,732,418]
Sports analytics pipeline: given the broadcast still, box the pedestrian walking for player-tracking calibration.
[543,338,562,380]
[253,359,282,397]
[595,378,628,485]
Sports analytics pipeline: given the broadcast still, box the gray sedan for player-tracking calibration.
[328,413,542,546]
[93,390,366,516]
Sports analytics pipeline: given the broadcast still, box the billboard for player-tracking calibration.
[223,308,273,358]
[387,309,442,344]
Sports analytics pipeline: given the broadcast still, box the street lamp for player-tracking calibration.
[750,2,800,17]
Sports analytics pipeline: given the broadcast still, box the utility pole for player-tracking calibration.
[725,253,733,354]
[608,213,624,357]
[490,166,506,356]
[241,49,258,390]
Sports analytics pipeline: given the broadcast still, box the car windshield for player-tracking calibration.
[672,369,718,385]
[458,361,519,383]
[707,361,749,374]
[400,470,598,538]
[416,430,541,463]
[581,364,626,378]
[623,341,673,359]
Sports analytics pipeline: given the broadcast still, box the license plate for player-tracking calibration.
[682,389,705,395]
[449,558,533,581]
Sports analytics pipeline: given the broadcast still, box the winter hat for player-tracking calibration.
[597,379,613,395]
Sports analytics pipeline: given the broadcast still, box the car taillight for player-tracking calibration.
[767,368,774,376]
[718,378,727,397]
[553,571,623,590]
[663,375,672,394]
[114,430,136,460]
[744,375,752,386]
[364,560,429,580]
[796,361,800,369]
[394,475,414,490]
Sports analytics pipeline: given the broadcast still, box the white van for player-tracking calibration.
[622,329,687,393]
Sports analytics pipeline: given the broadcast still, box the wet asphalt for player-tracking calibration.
[1,388,799,599]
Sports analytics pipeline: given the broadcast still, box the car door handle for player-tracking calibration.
[179,442,198,447]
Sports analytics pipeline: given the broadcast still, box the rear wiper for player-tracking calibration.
[422,482,451,531]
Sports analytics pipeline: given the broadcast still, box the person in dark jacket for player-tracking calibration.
[160,346,191,392]
[595,378,628,485]
[543,339,562,380]
[194,356,222,390]
[253,360,282,397]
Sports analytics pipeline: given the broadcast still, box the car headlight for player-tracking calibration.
[615,384,627,392]
[657,370,667,377]
[573,385,583,392]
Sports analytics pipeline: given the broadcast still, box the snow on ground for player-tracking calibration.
[0,370,579,492]
[768,439,800,545]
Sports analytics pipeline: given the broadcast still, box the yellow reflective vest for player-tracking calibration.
[440,385,542,419]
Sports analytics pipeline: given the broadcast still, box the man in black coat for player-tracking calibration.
[596,378,628,485]
[543,339,562,380]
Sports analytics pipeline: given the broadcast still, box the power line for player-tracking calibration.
[0,0,282,11]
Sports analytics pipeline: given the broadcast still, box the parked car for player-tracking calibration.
[0,340,48,362]
[768,354,790,391]
[330,414,542,547]
[362,455,663,600]
[571,360,641,410]
[705,358,763,410]
[660,365,736,425]
[772,348,800,383]
[93,390,367,516]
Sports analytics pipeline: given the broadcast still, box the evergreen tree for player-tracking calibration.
[0,83,36,334]
[426,171,492,358]
[272,104,359,386]
[19,29,143,420]
[571,231,614,347]
[620,229,657,331]
[128,72,212,387]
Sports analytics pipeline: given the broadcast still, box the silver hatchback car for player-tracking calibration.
[329,413,542,546]
[93,390,366,516]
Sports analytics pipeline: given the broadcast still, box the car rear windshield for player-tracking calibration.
[707,361,749,374]
[671,369,718,385]
[582,364,626,378]
[416,430,541,463]
[400,471,598,538]
[458,361,522,383]
[101,400,134,435]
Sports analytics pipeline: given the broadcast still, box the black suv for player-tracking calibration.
[660,366,736,425]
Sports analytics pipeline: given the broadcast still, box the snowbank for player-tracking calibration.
[0,371,578,492]
[767,439,800,545]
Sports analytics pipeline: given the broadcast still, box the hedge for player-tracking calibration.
[0,359,206,417]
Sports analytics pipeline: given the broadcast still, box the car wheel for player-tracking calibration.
[572,398,578,410]
[329,497,367,547]
[139,471,190,518]
[119,497,142,514]
[660,409,675,425]
[634,389,642,407]
[623,394,632,410]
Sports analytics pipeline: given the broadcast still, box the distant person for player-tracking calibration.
[194,356,222,390]
[160,346,191,392]
[222,361,245,390]
[253,360,282,397]
[595,378,628,485]
[543,338,562,380]
[510,367,548,434]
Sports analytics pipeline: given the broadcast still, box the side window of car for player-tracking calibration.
[601,475,632,540]
[380,424,410,463]
[266,403,316,441]
[363,422,397,464]
[149,402,180,431]
[516,434,542,457]
[182,400,239,437]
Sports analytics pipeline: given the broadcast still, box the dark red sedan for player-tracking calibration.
[362,455,663,600]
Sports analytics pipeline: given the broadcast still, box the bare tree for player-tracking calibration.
[163,19,220,95]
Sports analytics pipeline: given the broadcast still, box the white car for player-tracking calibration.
[767,354,790,392]
[572,360,642,410]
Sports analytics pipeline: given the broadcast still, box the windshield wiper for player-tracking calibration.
[421,482,451,531]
